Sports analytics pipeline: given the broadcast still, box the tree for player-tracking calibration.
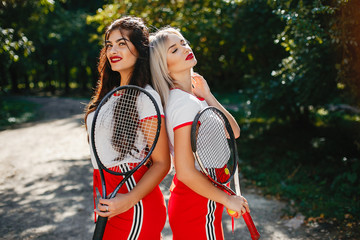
[0,0,38,93]
[0,0,104,94]
[250,0,341,125]
[329,0,360,107]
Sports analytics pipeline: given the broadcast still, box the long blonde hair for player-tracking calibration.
[149,27,184,106]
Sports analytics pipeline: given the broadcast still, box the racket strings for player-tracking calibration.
[112,89,139,161]
[196,110,234,184]
[94,88,159,168]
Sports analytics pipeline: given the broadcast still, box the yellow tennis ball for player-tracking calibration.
[224,168,229,175]
[228,209,234,214]
[227,209,239,217]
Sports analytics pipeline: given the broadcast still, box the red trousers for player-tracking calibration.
[93,165,166,240]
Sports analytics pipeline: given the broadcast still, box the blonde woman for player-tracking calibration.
[149,27,250,239]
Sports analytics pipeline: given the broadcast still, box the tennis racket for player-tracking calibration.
[90,85,161,240]
[190,106,260,240]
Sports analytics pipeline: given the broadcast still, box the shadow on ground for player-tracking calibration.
[0,158,94,240]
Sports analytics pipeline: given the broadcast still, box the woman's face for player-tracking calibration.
[106,29,138,78]
[166,33,197,76]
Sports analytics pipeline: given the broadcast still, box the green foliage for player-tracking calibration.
[250,0,340,123]
[0,0,102,93]
[0,27,35,62]
[216,90,359,235]
[328,0,360,106]
[86,0,285,91]
[0,96,38,129]
[1,1,360,234]
[238,110,360,221]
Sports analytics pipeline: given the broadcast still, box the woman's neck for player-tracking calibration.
[119,70,132,86]
[172,71,193,94]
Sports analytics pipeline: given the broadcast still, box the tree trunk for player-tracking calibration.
[64,62,70,94]
[9,64,19,94]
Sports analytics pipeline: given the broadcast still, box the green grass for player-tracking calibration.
[0,96,39,129]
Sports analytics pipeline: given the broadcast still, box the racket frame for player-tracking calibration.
[191,106,260,240]
[90,85,162,239]
[191,106,237,185]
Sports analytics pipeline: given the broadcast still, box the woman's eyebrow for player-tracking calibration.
[105,37,129,44]
[168,43,176,51]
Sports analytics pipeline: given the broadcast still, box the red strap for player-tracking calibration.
[232,216,235,234]
[93,171,97,223]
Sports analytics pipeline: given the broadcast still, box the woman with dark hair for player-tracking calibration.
[85,16,170,239]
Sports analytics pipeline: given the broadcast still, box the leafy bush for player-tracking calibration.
[238,110,360,221]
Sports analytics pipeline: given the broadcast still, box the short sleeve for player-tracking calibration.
[137,86,164,120]
[167,93,202,132]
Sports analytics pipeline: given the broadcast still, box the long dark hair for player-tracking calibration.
[112,89,140,161]
[85,16,151,120]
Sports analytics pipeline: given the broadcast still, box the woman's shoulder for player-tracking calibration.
[167,89,202,112]
[168,89,202,105]
[143,84,162,100]
[144,84,159,95]
[141,84,163,111]
[165,89,204,127]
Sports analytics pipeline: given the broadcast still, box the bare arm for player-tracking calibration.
[173,125,249,217]
[191,73,240,138]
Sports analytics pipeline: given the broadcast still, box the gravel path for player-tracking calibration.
[0,96,332,239]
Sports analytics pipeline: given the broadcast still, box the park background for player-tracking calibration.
[1,0,359,238]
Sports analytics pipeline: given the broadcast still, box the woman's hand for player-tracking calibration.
[191,72,211,99]
[224,195,250,219]
[95,193,135,219]
[191,71,241,138]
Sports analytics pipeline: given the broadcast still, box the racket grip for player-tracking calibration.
[243,212,260,240]
[93,216,108,240]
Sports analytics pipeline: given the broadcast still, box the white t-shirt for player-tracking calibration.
[86,85,164,169]
[165,89,208,163]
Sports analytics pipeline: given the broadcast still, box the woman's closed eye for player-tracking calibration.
[171,40,188,53]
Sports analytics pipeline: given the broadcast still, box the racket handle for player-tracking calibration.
[93,216,108,240]
[243,212,260,240]
[227,209,260,239]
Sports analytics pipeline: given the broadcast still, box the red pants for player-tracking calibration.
[168,174,224,240]
[93,165,166,240]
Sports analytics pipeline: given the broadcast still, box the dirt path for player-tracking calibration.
[0,96,331,239]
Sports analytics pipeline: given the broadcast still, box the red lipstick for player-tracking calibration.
[185,53,194,60]
[110,56,122,63]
